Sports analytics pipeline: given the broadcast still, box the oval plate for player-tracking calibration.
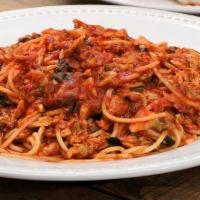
[0,5,200,181]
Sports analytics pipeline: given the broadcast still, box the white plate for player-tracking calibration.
[0,5,200,181]
[102,0,200,14]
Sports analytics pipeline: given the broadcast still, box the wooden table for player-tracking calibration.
[0,1,200,200]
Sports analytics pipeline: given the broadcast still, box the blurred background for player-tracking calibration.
[0,0,111,11]
[0,0,199,14]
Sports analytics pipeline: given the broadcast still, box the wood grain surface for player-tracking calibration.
[0,1,199,200]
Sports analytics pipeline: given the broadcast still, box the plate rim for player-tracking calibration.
[0,4,200,26]
[0,4,200,180]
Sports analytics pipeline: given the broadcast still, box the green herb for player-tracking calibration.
[57,59,72,72]
[52,72,68,82]
[52,59,72,82]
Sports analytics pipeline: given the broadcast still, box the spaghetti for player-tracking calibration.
[0,19,199,161]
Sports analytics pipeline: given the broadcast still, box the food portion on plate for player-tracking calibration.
[177,0,200,5]
[0,20,199,162]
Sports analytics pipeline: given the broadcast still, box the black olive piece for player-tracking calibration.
[90,112,102,120]
[55,99,67,107]
[135,45,148,53]
[18,33,41,43]
[13,140,23,145]
[169,107,179,115]
[56,94,77,107]
[163,135,175,146]
[18,35,33,43]
[146,74,159,87]
[0,122,5,131]
[150,74,159,86]
[132,86,145,93]
[69,100,79,113]
[167,46,179,54]
[0,94,14,107]
[107,137,123,146]
[37,86,45,96]
[67,144,72,148]
[116,51,123,57]
[124,96,131,102]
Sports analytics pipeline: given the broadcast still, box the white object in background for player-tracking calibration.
[0,5,200,181]
[177,0,200,5]
[102,0,200,14]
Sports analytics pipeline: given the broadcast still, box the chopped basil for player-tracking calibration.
[52,59,72,82]
[52,72,68,82]
[57,59,72,72]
